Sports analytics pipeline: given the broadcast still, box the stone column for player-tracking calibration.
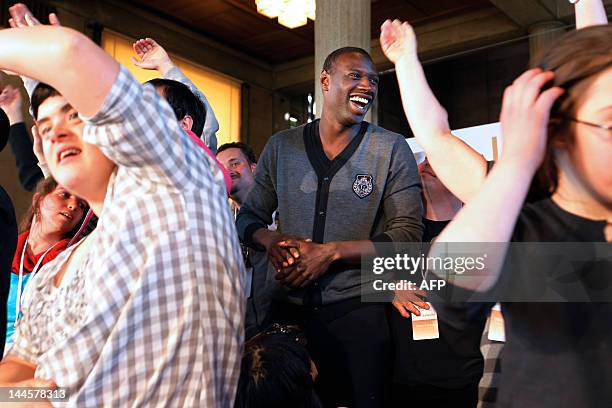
[314,0,371,120]
[528,21,566,64]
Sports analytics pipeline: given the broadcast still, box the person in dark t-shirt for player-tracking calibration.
[423,24,612,407]
[390,157,485,407]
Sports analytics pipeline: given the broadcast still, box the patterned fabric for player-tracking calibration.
[10,66,245,407]
[478,315,504,408]
[67,209,97,246]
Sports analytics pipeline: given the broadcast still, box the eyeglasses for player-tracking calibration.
[565,117,612,138]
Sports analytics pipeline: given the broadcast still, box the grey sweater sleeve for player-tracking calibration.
[373,136,424,243]
[236,136,279,246]
[164,66,219,153]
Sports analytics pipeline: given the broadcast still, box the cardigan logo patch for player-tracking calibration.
[352,174,373,198]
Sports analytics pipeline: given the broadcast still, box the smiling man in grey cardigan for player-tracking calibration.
[236,47,423,408]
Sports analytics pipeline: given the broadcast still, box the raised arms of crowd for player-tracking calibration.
[380,0,608,204]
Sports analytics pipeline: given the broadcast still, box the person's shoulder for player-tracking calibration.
[515,198,574,241]
[273,124,306,140]
[366,123,410,151]
[366,123,413,156]
[267,124,306,148]
[366,123,406,142]
[516,198,606,242]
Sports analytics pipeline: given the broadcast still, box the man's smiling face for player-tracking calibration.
[38,95,115,200]
[216,147,256,197]
[321,51,379,125]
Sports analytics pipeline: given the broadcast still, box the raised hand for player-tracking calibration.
[31,125,46,167]
[0,85,23,124]
[4,4,61,77]
[8,3,61,28]
[131,38,174,75]
[380,19,418,64]
[499,68,564,173]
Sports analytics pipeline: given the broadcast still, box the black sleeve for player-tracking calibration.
[8,123,43,192]
[0,109,9,152]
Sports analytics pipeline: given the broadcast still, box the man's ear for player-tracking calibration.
[180,115,194,132]
[250,163,257,173]
[320,70,330,92]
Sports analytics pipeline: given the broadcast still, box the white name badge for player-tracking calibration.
[487,303,506,342]
[412,302,440,340]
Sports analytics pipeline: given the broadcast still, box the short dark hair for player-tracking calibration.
[217,142,258,165]
[147,78,207,136]
[31,83,61,120]
[234,329,321,408]
[322,47,374,74]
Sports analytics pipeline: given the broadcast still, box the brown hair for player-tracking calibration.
[529,25,612,199]
[20,177,86,237]
[31,83,61,120]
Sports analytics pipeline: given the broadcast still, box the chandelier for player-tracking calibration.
[255,0,316,29]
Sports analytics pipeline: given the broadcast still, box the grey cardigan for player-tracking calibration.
[237,120,423,305]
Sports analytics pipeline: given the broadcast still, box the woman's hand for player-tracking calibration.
[499,68,564,173]
[392,288,429,317]
[380,19,418,65]
[0,85,23,124]
[131,38,175,75]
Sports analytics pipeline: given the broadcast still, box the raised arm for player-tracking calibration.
[0,6,118,117]
[132,37,220,151]
[429,69,563,290]
[0,85,44,190]
[6,4,65,104]
[380,20,488,203]
[575,0,608,29]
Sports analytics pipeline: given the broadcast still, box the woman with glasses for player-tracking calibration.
[382,15,612,408]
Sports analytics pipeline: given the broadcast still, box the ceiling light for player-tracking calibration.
[255,0,283,18]
[255,0,316,29]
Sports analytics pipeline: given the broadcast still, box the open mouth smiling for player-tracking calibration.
[57,147,82,164]
[59,211,74,220]
[349,94,372,113]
